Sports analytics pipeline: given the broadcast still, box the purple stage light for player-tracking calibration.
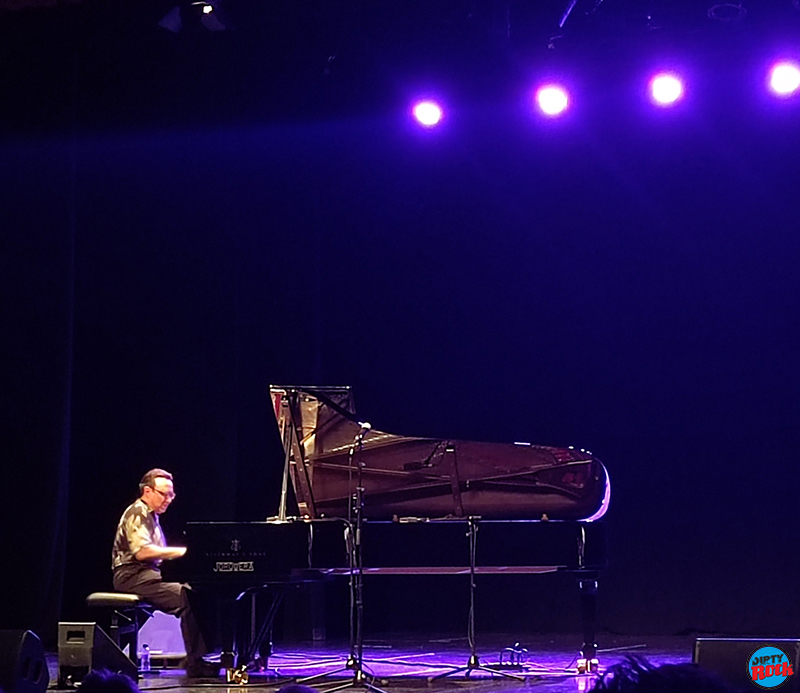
[768,61,800,96]
[412,101,444,127]
[649,73,684,106]
[535,84,570,117]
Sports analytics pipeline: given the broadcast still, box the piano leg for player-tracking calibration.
[216,596,237,671]
[576,571,599,672]
[238,588,284,669]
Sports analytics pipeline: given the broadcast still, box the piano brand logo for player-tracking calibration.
[749,646,794,689]
[213,561,255,573]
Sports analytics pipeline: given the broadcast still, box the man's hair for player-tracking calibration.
[139,468,173,494]
[78,670,141,693]
[591,656,736,693]
[276,685,320,693]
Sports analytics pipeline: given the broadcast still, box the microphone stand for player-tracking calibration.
[431,517,524,682]
[301,424,386,693]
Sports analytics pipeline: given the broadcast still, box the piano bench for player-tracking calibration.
[86,592,153,666]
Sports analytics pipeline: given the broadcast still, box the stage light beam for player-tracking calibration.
[535,85,570,117]
[649,73,684,106]
[412,101,444,127]
[769,62,800,96]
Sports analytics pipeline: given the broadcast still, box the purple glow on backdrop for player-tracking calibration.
[412,101,444,127]
[649,73,684,106]
[535,85,570,116]
[768,61,800,96]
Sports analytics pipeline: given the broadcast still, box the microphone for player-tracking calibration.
[354,421,372,445]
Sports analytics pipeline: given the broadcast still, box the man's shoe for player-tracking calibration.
[184,660,220,679]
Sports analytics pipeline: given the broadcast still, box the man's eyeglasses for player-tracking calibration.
[151,488,176,501]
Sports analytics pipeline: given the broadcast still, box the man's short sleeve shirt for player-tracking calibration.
[112,499,165,569]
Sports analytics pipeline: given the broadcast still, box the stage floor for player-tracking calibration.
[48,633,695,693]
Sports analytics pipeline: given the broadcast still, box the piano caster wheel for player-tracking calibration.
[577,658,600,674]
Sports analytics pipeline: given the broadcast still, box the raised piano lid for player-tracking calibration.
[269,385,610,522]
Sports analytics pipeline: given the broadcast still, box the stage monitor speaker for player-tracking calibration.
[57,622,137,687]
[695,637,800,692]
[0,630,49,693]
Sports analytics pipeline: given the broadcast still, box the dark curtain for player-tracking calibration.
[0,141,74,639]
[5,0,800,643]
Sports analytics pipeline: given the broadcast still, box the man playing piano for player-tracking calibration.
[111,468,218,679]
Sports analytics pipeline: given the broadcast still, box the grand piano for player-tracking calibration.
[178,386,611,674]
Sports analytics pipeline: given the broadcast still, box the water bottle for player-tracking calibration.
[140,644,151,672]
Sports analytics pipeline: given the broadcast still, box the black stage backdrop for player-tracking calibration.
[2,1,800,645]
